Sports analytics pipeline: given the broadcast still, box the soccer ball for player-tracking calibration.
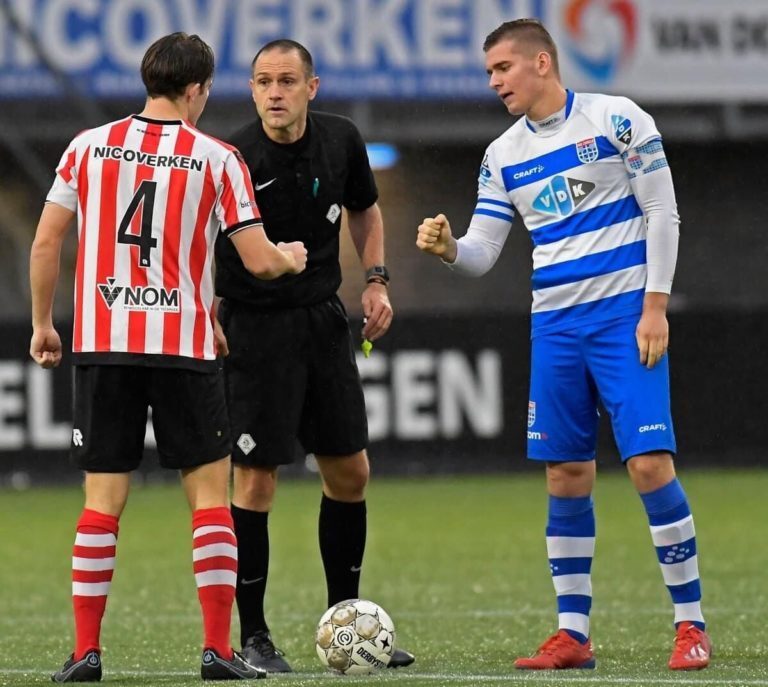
[315,599,396,674]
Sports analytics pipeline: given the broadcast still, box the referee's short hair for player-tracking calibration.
[141,32,215,99]
[252,39,315,80]
[483,19,560,77]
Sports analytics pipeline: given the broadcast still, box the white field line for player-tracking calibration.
[1,669,767,685]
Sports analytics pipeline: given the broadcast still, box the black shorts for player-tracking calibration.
[71,364,232,472]
[220,295,368,466]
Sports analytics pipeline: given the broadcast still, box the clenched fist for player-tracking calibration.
[30,326,62,368]
[277,241,308,274]
[416,213,456,261]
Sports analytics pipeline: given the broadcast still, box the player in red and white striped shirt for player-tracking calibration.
[30,32,306,683]
[46,74,286,367]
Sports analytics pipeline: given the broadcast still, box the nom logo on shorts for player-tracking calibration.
[97,277,179,312]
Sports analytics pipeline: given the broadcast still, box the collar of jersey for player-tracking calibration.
[132,114,183,125]
[257,112,313,155]
[524,89,574,135]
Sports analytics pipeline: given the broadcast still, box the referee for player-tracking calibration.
[214,39,413,673]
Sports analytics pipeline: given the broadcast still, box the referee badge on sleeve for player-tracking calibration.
[326,203,341,223]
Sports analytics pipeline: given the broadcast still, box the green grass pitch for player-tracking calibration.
[0,469,766,686]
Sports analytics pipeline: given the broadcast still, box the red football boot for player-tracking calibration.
[514,630,595,670]
[668,622,711,670]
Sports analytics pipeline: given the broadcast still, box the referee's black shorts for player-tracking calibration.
[71,364,232,472]
[219,295,368,467]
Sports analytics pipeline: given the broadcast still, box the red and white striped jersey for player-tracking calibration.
[47,114,261,369]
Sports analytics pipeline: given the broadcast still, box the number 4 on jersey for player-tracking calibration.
[118,179,157,267]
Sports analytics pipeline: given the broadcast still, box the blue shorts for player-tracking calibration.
[527,315,676,463]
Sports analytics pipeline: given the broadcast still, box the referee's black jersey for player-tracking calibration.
[215,111,378,308]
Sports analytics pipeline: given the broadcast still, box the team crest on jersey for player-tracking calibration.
[612,115,633,145]
[97,277,180,312]
[533,175,595,217]
[576,138,599,164]
[528,401,536,428]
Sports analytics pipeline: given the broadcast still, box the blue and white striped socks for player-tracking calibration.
[640,478,705,629]
[546,495,595,643]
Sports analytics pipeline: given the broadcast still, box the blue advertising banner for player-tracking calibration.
[3,1,767,101]
[0,0,539,99]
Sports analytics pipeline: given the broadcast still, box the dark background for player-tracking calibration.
[1,306,764,483]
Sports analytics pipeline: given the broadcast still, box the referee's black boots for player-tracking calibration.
[241,631,293,673]
[239,630,415,673]
[389,647,416,668]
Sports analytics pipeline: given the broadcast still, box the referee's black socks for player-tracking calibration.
[231,505,270,642]
[319,495,367,607]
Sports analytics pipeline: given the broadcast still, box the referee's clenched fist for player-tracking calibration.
[416,213,457,262]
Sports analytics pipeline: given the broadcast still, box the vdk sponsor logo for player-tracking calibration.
[533,175,595,217]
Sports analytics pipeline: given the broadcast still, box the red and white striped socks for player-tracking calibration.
[72,509,119,660]
[69,506,237,661]
[192,507,238,659]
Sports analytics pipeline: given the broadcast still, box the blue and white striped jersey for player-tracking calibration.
[467,90,666,337]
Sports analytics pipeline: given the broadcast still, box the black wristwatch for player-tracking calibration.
[365,265,390,284]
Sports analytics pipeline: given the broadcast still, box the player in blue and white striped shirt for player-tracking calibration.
[417,18,711,672]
